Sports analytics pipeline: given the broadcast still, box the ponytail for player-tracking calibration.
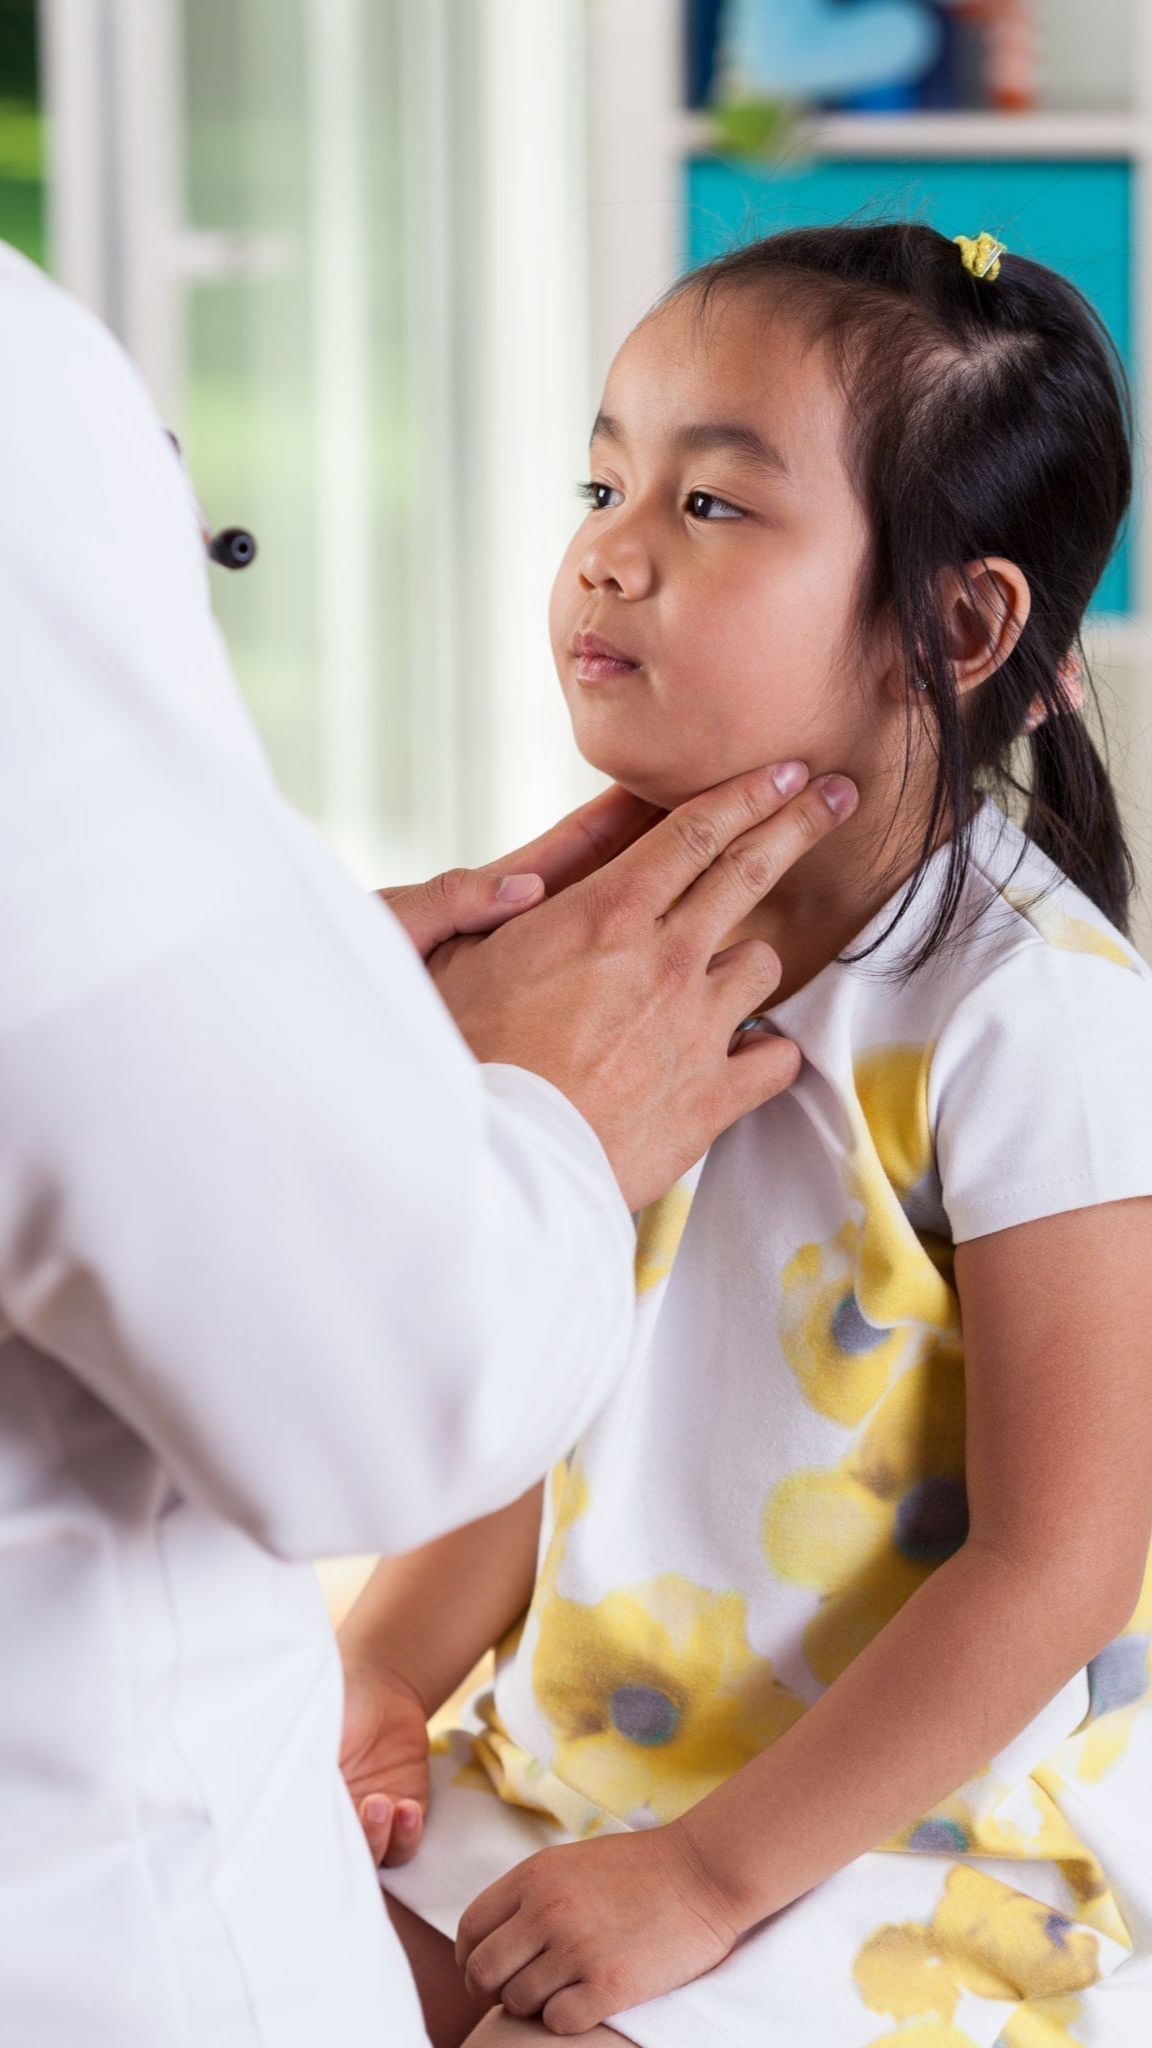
[1025,680,1135,930]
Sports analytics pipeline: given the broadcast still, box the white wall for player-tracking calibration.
[1042,0,1133,110]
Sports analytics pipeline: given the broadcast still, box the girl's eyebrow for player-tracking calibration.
[590,411,791,477]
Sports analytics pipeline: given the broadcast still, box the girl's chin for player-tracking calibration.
[618,778,699,812]
[577,753,709,814]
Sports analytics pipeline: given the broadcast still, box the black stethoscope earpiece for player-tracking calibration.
[208,527,258,571]
[165,429,259,572]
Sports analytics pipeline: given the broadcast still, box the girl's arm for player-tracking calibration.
[455,1197,1152,2034]
[339,1478,545,1715]
[679,1195,1152,1928]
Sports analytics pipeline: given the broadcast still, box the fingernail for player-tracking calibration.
[363,1795,393,1826]
[497,873,543,903]
[771,760,808,797]
[395,1804,421,1832]
[818,774,857,816]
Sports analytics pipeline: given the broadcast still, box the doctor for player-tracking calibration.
[0,246,855,2047]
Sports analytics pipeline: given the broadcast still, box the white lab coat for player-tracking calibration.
[0,244,635,2045]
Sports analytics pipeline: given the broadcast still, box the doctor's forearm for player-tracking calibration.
[338,1479,545,1716]
[672,1536,1129,1935]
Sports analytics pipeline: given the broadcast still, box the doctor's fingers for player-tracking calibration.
[707,935,785,1038]
[477,783,664,897]
[576,762,818,937]
[385,783,665,962]
[380,868,547,962]
[668,772,857,954]
[706,935,806,1102]
[715,1015,806,1133]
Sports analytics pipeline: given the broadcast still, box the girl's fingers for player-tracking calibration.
[461,1914,545,2003]
[542,1983,604,2036]
[381,1800,424,1867]
[360,1792,394,1864]
[456,1878,518,1967]
[499,1950,582,2021]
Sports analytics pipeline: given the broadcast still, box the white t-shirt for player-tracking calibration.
[384,794,1152,2045]
[498,790,1152,1792]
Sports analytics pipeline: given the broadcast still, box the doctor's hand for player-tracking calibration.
[426,763,857,1213]
[339,1659,430,1867]
[379,784,660,961]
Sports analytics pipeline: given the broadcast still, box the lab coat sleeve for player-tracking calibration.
[0,245,636,1560]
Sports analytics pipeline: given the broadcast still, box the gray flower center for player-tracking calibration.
[894,1476,969,1563]
[831,1291,891,1355]
[608,1685,680,1747]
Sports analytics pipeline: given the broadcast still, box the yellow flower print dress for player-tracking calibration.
[382,798,1152,2047]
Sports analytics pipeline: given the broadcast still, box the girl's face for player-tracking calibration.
[549,287,893,811]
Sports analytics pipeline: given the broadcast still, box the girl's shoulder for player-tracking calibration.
[916,802,1152,1246]
[951,798,1150,993]
[843,795,1150,1069]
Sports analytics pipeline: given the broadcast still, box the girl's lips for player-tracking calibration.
[573,632,642,684]
[575,651,641,682]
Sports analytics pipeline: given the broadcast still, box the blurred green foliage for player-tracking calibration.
[0,1,41,263]
[0,0,36,97]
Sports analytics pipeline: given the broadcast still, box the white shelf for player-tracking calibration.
[678,109,1152,162]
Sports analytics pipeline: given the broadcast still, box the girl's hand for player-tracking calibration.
[454,1824,742,2034]
[338,1658,430,1867]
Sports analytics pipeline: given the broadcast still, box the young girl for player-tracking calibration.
[339,222,1152,2048]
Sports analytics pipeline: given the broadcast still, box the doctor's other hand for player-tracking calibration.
[379,784,661,961]
[338,1658,430,1867]
[428,764,858,1213]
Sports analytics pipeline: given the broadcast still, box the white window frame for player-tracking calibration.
[38,0,601,879]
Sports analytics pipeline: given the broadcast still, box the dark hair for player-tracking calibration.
[658,221,1136,976]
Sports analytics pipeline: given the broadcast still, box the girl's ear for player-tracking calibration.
[942,556,1032,697]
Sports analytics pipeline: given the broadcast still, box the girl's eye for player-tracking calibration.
[575,480,621,511]
[687,490,742,521]
[573,481,744,520]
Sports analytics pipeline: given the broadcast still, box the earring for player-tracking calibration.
[912,674,929,693]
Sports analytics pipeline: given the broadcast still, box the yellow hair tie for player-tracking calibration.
[953,231,1006,281]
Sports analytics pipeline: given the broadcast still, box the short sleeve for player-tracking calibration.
[931,941,1152,1243]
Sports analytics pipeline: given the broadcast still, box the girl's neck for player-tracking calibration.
[728,781,966,1010]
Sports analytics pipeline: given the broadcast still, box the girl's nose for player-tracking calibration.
[577,525,656,601]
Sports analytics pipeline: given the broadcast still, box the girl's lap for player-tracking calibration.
[385,1886,625,2047]
[387,1804,1141,2047]
[462,2014,622,2045]
[385,1889,495,2048]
